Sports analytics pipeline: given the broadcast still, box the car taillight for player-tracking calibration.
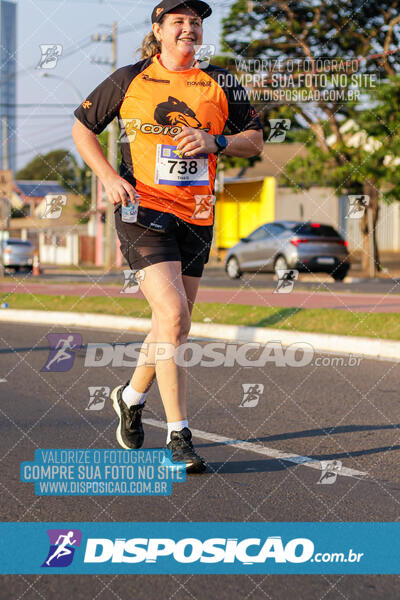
[337,239,348,247]
[290,238,309,246]
[311,223,321,228]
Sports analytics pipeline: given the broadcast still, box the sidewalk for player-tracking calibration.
[2,281,400,312]
[1,308,399,362]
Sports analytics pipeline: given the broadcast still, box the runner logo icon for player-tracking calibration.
[121,269,145,294]
[41,333,82,372]
[42,529,82,567]
[274,269,299,294]
[346,195,370,219]
[86,386,110,411]
[37,44,63,70]
[194,44,215,68]
[240,383,264,407]
[267,119,291,142]
[317,460,342,485]
[41,194,67,219]
[191,195,215,220]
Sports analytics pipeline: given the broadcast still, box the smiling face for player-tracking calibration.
[153,7,203,62]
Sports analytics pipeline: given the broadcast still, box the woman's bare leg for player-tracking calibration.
[128,269,201,403]
[129,313,158,394]
[128,261,195,422]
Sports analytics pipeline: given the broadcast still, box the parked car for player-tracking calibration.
[0,239,34,272]
[225,221,350,281]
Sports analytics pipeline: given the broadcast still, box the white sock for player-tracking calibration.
[122,384,147,408]
[166,420,188,444]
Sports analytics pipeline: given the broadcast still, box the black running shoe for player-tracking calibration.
[111,382,145,449]
[166,428,206,473]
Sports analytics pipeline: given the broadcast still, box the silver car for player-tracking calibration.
[225,221,350,281]
[0,238,34,272]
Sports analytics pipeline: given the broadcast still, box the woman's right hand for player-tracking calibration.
[102,174,139,206]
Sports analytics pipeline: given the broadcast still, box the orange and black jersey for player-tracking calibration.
[74,54,262,226]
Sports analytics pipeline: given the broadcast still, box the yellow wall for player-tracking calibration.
[215,177,275,248]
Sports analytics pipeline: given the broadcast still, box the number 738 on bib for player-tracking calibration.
[155,144,210,186]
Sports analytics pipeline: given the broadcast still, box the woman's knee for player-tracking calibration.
[154,304,191,341]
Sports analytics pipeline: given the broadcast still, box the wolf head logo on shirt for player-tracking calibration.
[154,96,202,129]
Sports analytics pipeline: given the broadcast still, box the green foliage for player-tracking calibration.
[221,0,400,199]
[16,150,83,192]
[281,77,400,198]
[15,130,123,222]
[17,148,92,222]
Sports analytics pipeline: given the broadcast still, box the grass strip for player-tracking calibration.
[1,293,400,340]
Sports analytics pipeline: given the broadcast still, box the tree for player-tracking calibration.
[16,149,87,194]
[16,149,92,222]
[221,0,400,273]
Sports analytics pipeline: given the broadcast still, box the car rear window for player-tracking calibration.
[290,224,340,237]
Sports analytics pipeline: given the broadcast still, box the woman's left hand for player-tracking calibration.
[174,127,218,157]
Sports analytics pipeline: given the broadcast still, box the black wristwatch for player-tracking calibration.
[214,134,228,155]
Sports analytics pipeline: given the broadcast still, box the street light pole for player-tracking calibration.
[92,23,118,271]
[40,73,82,103]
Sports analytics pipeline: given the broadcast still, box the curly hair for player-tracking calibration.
[140,31,162,59]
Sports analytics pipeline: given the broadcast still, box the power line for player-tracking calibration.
[0,22,146,87]
[15,115,74,119]
[1,104,77,108]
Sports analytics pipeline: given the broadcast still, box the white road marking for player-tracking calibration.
[143,418,368,479]
[0,379,6,383]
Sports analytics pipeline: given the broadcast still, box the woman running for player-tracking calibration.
[72,0,263,473]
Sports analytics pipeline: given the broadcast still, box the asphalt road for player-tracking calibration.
[1,323,400,599]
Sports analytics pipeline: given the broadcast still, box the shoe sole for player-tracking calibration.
[162,453,207,474]
[186,462,207,474]
[111,385,136,450]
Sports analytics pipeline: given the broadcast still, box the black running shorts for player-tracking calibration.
[114,205,213,278]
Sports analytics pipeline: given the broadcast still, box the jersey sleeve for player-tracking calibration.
[207,67,263,134]
[225,75,263,134]
[73,65,137,135]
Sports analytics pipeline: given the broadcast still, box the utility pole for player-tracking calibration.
[0,167,12,277]
[92,23,118,271]
[1,118,11,264]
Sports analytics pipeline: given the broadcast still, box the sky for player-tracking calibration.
[15,0,231,172]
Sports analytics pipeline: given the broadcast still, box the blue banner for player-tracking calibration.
[0,522,399,574]
[20,449,186,496]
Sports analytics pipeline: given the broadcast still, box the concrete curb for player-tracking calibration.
[0,309,399,362]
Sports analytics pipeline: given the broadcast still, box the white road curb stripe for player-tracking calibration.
[143,418,368,480]
[0,309,399,361]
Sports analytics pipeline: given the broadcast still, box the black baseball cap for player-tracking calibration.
[151,0,212,24]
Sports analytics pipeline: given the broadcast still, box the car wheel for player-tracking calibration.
[14,266,20,273]
[274,255,288,274]
[226,256,242,279]
[332,268,348,281]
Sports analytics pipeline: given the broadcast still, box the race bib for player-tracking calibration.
[155,144,209,187]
